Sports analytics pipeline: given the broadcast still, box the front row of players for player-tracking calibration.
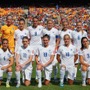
[0,34,90,88]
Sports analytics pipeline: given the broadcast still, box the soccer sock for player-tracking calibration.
[6,72,12,84]
[74,67,77,79]
[60,67,65,84]
[15,71,20,84]
[36,69,38,80]
[54,66,58,80]
[81,71,87,84]
[37,70,42,84]
[22,71,25,83]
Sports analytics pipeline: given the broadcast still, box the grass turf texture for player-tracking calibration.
[0,62,90,90]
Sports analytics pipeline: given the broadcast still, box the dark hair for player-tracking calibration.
[42,34,50,40]
[19,18,25,23]
[22,36,29,41]
[2,38,8,44]
[81,37,88,50]
[33,16,38,21]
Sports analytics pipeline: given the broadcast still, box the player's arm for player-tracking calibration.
[16,53,20,66]
[1,56,14,70]
[35,55,40,65]
[57,54,61,63]
[74,54,78,63]
[79,55,90,67]
[42,55,54,67]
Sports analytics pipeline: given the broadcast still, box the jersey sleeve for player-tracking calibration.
[56,30,60,39]
[16,47,21,55]
[57,47,61,55]
[78,49,83,56]
[30,48,34,56]
[35,47,39,56]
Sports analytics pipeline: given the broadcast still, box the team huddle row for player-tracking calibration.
[0,15,90,88]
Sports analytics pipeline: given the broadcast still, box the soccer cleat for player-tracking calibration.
[38,83,42,88]
[6,83,10,88]
[60,82,64,87]
[16,83,20,88]
[82,83,86,86]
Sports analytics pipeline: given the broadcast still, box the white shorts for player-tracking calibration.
[44,68,52,81]
[22,67,33,81]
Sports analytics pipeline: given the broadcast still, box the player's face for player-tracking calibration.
[64,35,71,46]
[19,21,25,30]
[33,18,38,27]
[2,40,8,50]
[22,39,29,48]
[77,23,82,31]
[63,22,68,30]
[82,38,89,48]
[47,21,53,30]
[43,37,49,47]
[6,16,13,26]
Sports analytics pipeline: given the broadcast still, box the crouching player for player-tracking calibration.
[35,34,55,88]
[0,39,13,87]
[15,36,34,87]
[57,34,78,87]
[79,37,90,86]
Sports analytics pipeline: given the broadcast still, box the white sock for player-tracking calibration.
[22,71,25,83]
[81,71,87,84]
[15,71,20,84]
[88,70,90,79]
[54,66,58,80]
[6,72,12,84]
[37,70,42,85]
[36,69,38,80]
[60,67,65,84]
[74,67,77,79]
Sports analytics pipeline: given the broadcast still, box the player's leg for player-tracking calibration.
[6,67,12,87]
[87,67,90,85]
[44,68,52,85]
[15,66,21,88]
[0,69,3,86]
[36,65,43,88]
[81,65,87,86]
[67,67,75,85]
[24,68,32,86]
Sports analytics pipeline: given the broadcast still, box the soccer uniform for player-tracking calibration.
[36,45,55,80]
[57,44,78,80]
[1,25,17,52]
[27,25,44,61]
[0,49,13,78]
[16,45,34,81]
[14,29,30,52]
[60,29,72,45]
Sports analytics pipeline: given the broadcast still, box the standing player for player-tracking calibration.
[35,34,55,88]
[57,34,78,87]
[14,18,30,52]
[1,15,17,53]
[72,22,87,79]
[15,36,34,87]
[43,19,59,81]
[0,39,13,87]
[59,22,73,45]
[79,37,90,86]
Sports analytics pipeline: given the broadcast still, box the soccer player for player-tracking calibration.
[43,19,59,81]
[1,15,17,53]
[15,36,34,88]
[79,37,90,86]
[72,22,87,79]
[57,34,78,87]
[14,18,30,52]
[0,39,13,87]
[59,22,73,45]
[35,34,55,88]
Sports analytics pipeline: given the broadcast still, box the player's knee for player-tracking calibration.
[7,67,12,72]
[37,65,42,70]
[81,65,87,71]
[24,80,30,86]
[15,66,20,71]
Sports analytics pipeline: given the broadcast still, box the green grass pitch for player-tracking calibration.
[0,62,90,90]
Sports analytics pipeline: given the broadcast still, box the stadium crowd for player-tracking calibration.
[0,6,90,88]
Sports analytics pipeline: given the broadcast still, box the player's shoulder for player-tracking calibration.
[1,25,7,29]
[15,29,20,33]
[27,26,33,30]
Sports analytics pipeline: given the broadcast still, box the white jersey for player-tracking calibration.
[16,45,34,69]
[72,30,87,49]
[14,29,30,47]
[60,29,72,45]
[27,25,44,46]
[36,45,55,70]
[43,27,59,47]
[0,49,13,66]
[79,45,90,64]
[57,44,78,67]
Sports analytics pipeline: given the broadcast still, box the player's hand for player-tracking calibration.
[41,64,46,67]
[61,65,66,68]
[1,66,7,70]
[20,64,25,68]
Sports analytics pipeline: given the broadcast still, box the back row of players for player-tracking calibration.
[0,15,89,88]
